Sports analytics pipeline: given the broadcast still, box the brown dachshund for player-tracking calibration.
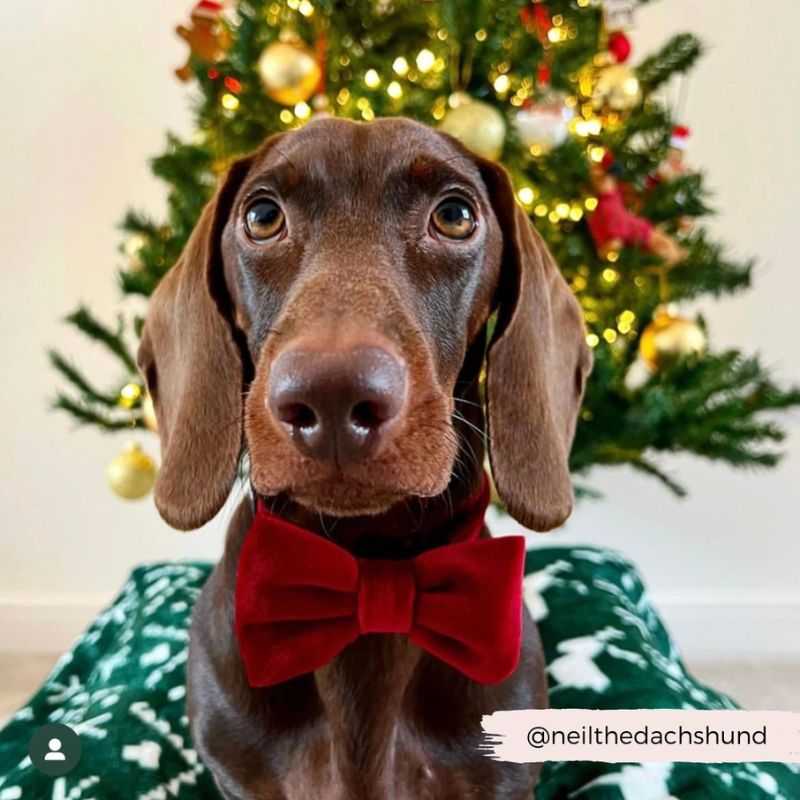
[137,117,591,800]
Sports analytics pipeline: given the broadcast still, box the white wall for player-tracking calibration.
[0,1,797,660]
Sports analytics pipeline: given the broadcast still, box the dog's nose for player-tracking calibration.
[268,346,407,465]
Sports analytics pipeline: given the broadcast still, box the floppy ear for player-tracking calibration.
[479,160,592,531]
[137,157,253,531]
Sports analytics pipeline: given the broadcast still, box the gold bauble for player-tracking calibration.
[639,309,707,370]
[257,39,321,106]
[107,442,157,500]
[142,393,158,433]
[592,64,642,112]
[439,94,506,161]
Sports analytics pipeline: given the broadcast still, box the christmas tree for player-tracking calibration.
[50,0,800,501]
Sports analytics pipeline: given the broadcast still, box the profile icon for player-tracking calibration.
[44,737,67,761]
[28,723,81,776]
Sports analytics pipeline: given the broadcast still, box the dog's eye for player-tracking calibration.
[245,199,284,240]
[431,198,476,240]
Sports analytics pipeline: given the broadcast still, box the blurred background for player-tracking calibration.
[0,1,797,711]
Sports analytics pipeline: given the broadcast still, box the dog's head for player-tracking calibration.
[137,117,591,532]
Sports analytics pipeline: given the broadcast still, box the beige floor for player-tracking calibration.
[0,654,797,723]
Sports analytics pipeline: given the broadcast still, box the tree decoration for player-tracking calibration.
[107,443,157,500]
[592,63,642,111]
[587,155,686,265]
[513,92,573,154]
[639,306,707,370]
[49,1,800,502]
[257,33,322,106]
[438,93,506,161]
[607,30,632,63]
[175,0,232,82]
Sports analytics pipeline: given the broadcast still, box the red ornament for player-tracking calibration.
[537,62,552,87]
[224,76,242,93]
[608,30,632,63]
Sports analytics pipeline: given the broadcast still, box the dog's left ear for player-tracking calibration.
[478,159,592,531]
[136,156,253,531]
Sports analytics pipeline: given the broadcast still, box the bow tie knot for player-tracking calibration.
[357,559,416,634]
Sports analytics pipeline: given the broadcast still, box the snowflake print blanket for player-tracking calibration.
[0,549,798,799]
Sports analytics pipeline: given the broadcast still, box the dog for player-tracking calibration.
[137,116,591,799]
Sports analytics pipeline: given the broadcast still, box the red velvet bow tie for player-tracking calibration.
[235,480,526,687]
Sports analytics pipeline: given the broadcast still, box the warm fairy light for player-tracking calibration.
[337,88,350,105]
[475,29,488,42]
[433,57,447,73]
[387,80,403,99]
[287,0,299,8]
[416,49,435,73]
[356,97,371,110]
[279,109,294,124]
[436,28,448,41]
[618,310,636,334]
[586,333,600,348]
[547,26,567,43]
[606,250,620,263]
[361,107,375,121]
[221,93,239,111]
[552,14,564,25]
[294,101,311,119]
[589,145,606,163]
[517,187,535,205]
[572,275,587,291]
[364,69,381,88]
[493,74,510,94]
[392,57,409,76]
[577,0,590,6]
[548,210,560,223]
[603,328,618,344]
[585,196,598,211]
[119,383,142,408]
[569,205,584,221]
[298,0,314,16]
[339,55,351,66]
[556,202,570,219]
[529,144,544,157]
[602,268,619,283]
[534,203,548,217]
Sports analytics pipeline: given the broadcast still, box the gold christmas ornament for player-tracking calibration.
[639,307,707,370]
[142,393,158,433]
[257,36,321,106]
[592,64,642,112]
[439,93,506,161]
[107,442,157,500]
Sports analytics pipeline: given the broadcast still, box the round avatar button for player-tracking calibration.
[28,723,82,777]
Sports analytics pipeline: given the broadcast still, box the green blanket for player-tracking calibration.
[1,548,797,799]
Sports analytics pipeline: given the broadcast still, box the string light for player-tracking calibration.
[337,88,350,105]
[603,328,618,344]
[586,333,600,348]
[118,383,142,409]
[279,109,294,124]
[298,0,314,16]
[517,187,535,205]
[602,268,620,284]
[493,74,510,93]
[585,196,598,211]
[534,203,548,217]
[294,101,311,119]
[221,93,239,110]
[556,202,570,219]
[387,81,402,99]
[416,49,435,73]
[364,69,381,88]
[392,57,409,76]
[475,29,488,42]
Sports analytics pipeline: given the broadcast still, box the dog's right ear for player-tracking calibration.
[137,156,253,531]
